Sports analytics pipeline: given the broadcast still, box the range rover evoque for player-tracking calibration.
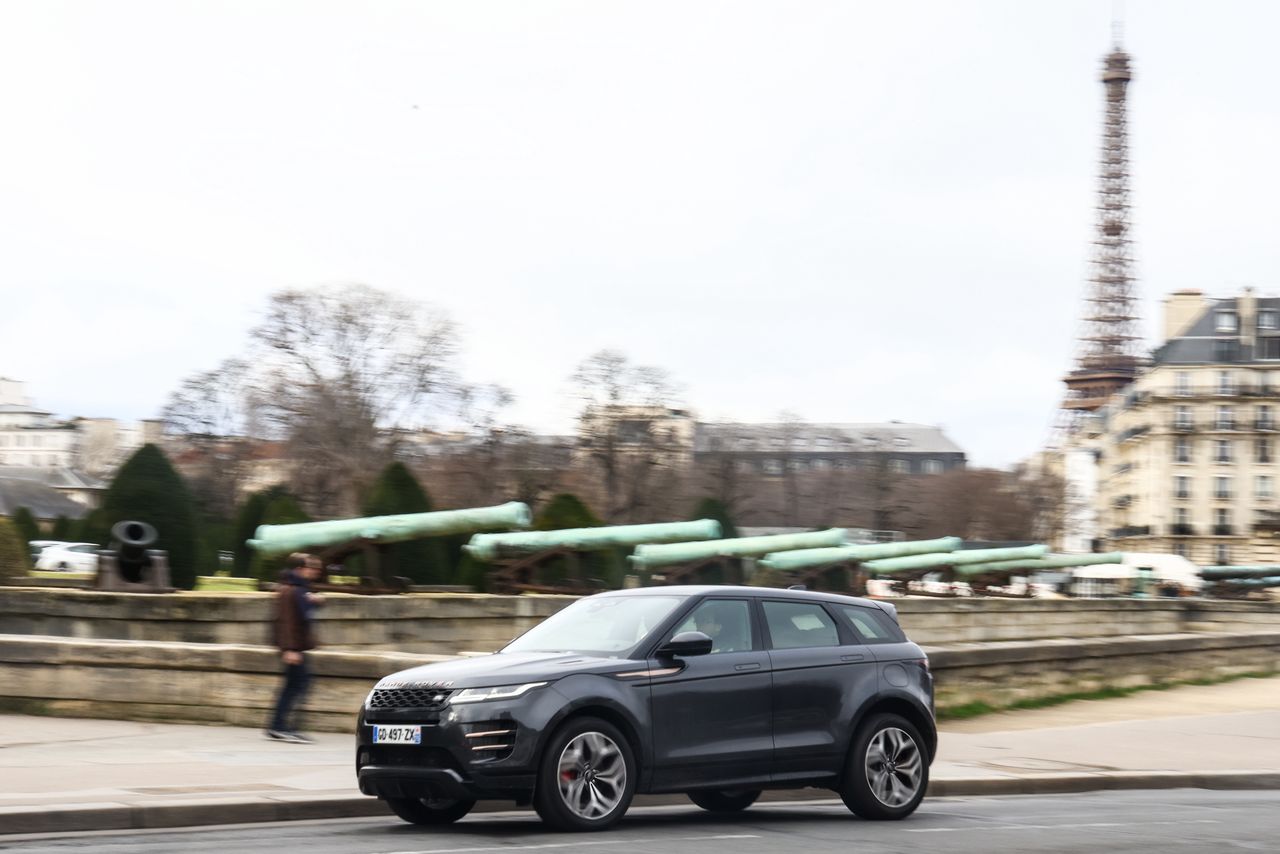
[356,585,935,831]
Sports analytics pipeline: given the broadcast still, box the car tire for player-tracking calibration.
[841,713,928,820]
[57,562,69,572]
[385,796,475,825]
[534,716,636,832]
[688,789,761,813]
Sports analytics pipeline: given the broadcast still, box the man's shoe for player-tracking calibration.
[264,729,291,741]
[285,731,315,744]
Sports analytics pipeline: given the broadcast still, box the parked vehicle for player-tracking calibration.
[34,542,100,573]
[356,585,935,831]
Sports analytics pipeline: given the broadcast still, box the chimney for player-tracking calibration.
[1162,290,1208,343]
[1238,287,1258,350]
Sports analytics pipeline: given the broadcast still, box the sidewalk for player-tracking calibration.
[1,677,1277,836]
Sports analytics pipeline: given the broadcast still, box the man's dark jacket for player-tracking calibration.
[272,570,318,652]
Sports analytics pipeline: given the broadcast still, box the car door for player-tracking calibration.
[762,598,876,781]
[647,597,773,791]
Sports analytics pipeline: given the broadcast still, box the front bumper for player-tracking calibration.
[356,690,562,801]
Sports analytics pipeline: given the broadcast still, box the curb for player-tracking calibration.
[3,772,1279,837]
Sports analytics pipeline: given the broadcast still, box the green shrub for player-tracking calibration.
[10,507,39,549]
[361,462,448,585]
[688,497,738,539]
[231,486,291,577]
[0,517,28,579]
[50,516,74,541]
[99,444,200,589]
[534,493,602,530]
[250,493,312,582]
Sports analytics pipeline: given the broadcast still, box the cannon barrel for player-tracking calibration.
[757,536,962,572]
[465,519,721,562]
[110,520,158,584]
[1199,566,1280,580]
[953,552,1126,576]
[248,501,532,556]
[1213,576,1280,588]
[861,544,1049,575]
[629,528,846,569]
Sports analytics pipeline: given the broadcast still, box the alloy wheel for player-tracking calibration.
[556,731,627,820]
[864,726,923,808]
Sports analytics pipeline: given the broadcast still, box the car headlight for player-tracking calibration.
[450,682,548,704]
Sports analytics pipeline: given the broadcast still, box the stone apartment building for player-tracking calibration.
[1096,288,1280,564]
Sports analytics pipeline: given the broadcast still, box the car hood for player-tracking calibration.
[374,651,641,691]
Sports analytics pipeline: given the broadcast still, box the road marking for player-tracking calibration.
[909,819,1221,833]
[376,833,761,854]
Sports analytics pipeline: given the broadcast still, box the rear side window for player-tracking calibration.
[836,605,906,644]
[763,601,840,650]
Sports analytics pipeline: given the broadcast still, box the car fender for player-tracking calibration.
[843,687,937,763]
[540,674,654,789]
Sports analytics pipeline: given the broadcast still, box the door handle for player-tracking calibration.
[734,662,761,671]
[841,654,866,662]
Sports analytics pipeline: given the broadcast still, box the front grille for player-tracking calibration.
[368,688,454,711]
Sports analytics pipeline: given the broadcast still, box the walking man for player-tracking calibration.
[266,553,322,743]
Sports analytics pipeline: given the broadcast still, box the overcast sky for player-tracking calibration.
[2,1,1278,467]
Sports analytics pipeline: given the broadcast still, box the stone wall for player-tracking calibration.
[0,588,575,654]
[3,630,1277,733]
[3,587,1278,653]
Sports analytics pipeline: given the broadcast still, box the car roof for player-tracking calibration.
[595,584,882,609]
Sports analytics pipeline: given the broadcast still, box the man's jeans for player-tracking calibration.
[269,655,310,732]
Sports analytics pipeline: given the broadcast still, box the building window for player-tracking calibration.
[1175,372,1191,396]
[1214,476,1232,500]
[1217,371,1235,395]
[762,459,782,475]
[1214,544,1231,564]
[1259,438,1274,464]
[1258,475,1274,499]
[1215,439,1234,463]
[1215,339,1240,362]
[1260,310,1278,330]
[922,459,943,474]
[1174,405,1192,429]
[1174,476,1191,500]
[1174,437,1191,463]
[1214,508,1232,535]
[1260,338,1280,361]
[1258,405,1274,430]
[1216,311,1238,332]
[1216,405,1235,429]
[890,459,910,474]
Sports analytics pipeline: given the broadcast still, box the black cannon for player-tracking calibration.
[95,520,172,592]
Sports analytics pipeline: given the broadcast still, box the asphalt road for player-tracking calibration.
[3,790,1277,854]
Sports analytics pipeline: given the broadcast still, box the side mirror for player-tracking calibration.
[657,631,713,659]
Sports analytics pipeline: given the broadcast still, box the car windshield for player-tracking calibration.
[502,595,685,658]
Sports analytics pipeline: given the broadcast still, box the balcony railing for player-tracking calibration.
[1169,524,1195,536]
[1213,525,1235,536]
[1214,420,1238,431]
[1110,525,1152,538]
[1171,421,1196,432]
[1257,420,1277,431]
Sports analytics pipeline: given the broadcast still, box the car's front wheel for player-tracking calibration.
[841,713,928,820]
[534,716,636,831]
[688,789,761,812]
[385,796,475,825]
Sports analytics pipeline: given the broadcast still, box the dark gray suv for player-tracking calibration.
[357,585,935,831]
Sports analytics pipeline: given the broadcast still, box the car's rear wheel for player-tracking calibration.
[841,713,928,820]
[534,716,636,831]
[688,789,761,812]
[385,796,475,825]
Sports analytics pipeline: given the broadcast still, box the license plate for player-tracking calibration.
[372,725,422,744]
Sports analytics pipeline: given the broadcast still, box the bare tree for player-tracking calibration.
[164,285,462,517]
[570,350,688,522]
